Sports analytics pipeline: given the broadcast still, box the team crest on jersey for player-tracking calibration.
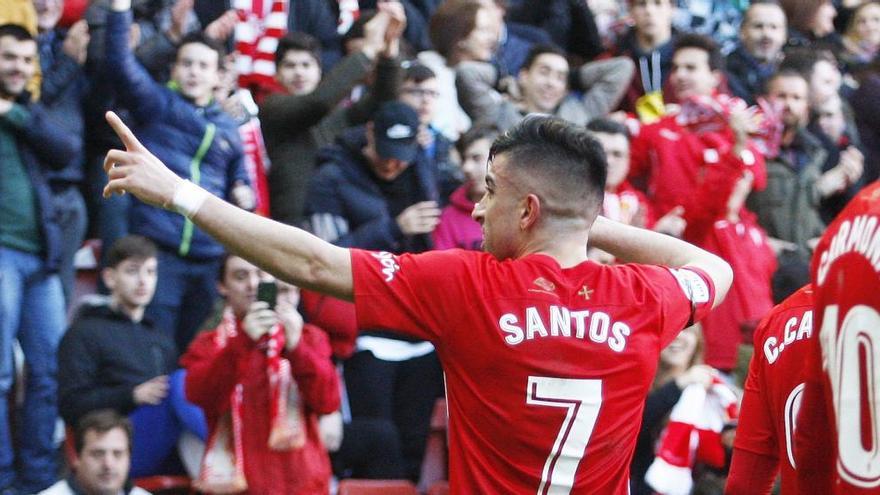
[532,277,556,292]
[372,251,400,282]
[668,268,710,303]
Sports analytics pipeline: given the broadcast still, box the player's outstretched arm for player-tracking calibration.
[102,111,353,300]
[589,216,733,308]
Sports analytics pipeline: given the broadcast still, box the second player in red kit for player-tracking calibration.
[796,182,880,494]
[727,285,814,494]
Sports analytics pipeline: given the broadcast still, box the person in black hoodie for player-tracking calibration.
[58,236,206,479]
[304,101,444,480]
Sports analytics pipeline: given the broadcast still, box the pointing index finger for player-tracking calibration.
[105,111,145,152]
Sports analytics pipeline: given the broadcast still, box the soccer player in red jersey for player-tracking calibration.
[795,181,880,494]
[726,284,813,494]
[100,112,733,493]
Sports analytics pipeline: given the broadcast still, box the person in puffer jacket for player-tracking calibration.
[104,0,253,353]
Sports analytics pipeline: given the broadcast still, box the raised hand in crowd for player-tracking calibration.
[62,19,90,65]
[396,200,441,235]
[726,170,755,222]
[242,301,279,341]
[653,206,687,238]
[205,9,239,43]
[132,375,170,405]
[379,0,407,57]
[276,300,304,352]
[360,6,393,60]
[728,105,759,155]
[817,145,864,197]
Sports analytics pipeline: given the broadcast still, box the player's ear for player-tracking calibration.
[520,193,541,230]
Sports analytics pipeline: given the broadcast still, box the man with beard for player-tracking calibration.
[0,23,80,494]
[748,70,863,274]
[725,0,788,105]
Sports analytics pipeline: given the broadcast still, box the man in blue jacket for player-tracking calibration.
[0,23,82,495]
[106,0,253,352]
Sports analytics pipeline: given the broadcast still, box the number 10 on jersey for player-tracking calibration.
[527,376,603,495]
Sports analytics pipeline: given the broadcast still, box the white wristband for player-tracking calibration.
[170,180,209,219]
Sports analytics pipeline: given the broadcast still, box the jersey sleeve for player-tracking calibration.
[643,265,716,347]
[350,248,481,344]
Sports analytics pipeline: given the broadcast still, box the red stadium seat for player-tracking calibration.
[337,479,418,495]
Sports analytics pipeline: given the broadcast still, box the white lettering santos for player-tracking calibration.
[500,306,631,352]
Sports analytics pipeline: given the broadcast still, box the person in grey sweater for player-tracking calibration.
[455,43,634,131]
[260,5,405,226]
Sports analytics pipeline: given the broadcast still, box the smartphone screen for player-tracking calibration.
[256,281,277,310]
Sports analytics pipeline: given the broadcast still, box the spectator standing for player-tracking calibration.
[628,35,775,371]
[105,0,253,351]
[606,0,676,116]
[749,71,861,273]
[781,0,842,51]
[181,255,340,494]
[398,62,461,203]
[33,0,90,305]
[260,6,403,226]
[725,1,788,105]
[305,101,443,479]
[0,23,79,494]
[39,410,152,495]
[57,236,206,477]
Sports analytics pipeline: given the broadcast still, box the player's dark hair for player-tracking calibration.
[0,24,33,42]
[74,409,133,455]
[673,33,724,72]
[586,118,630,139]
[489,115,607,221]
[522,44,567,72]
[177,31,226,65]
[275,32,322,68]
[105,235,157,269]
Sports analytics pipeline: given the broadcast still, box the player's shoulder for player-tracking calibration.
[753,285,814,342]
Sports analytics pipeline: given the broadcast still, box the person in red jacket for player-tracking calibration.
[181,254,340,495]
[628,34,776,372]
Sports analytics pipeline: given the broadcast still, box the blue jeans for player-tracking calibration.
[0,247,65,492]
[146,250,220,353]
[129,369,207,477]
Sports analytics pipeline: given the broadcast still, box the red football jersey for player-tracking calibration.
[732,284,814,493]
[351,248,716,493]
[796,182,880,494]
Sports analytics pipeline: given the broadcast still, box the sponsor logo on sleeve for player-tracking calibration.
[668,268,710,304]
[371,251,400,282]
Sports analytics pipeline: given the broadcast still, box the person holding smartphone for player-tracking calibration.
[181,254,340,495]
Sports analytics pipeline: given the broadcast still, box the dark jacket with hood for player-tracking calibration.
[57,302,177,425]
[304,126,439,254]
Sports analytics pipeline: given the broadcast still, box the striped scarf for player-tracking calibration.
[233,0,289,92]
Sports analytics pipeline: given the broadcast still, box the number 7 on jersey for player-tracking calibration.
[527,376,603,495]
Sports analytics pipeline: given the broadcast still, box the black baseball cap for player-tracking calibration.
[372,101,420,163]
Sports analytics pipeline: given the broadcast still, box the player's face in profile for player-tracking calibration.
[471,154,522,259]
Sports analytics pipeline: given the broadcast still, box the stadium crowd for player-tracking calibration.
[1,0,878,493]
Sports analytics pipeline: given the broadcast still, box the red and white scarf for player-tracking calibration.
[236,90,271,217]
[645,379,739,495]
[233,0,289,92]
[195,307,306,493]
